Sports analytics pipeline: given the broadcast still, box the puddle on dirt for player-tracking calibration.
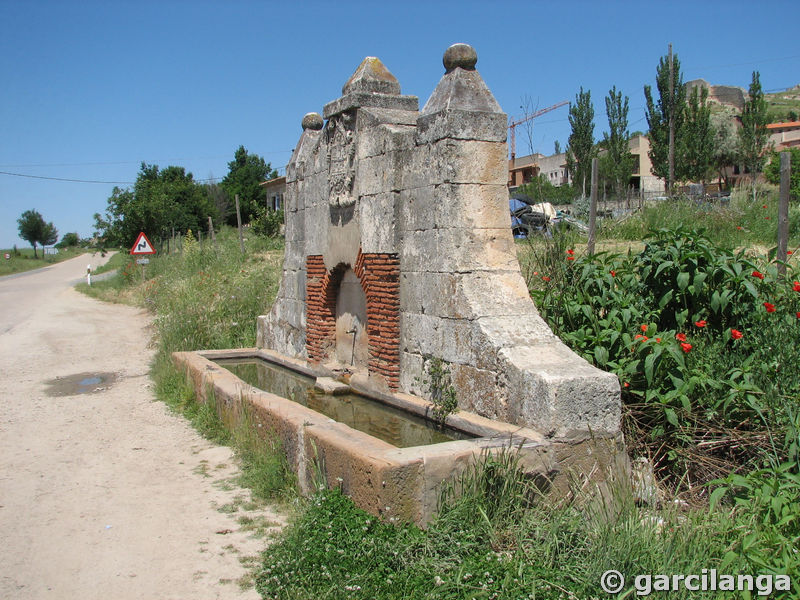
[44,372,118,397]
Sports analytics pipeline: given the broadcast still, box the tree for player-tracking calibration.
[644,49,685,191]
[710,108,738,190]
[738,71,770,201]
[764,147,800,202]
[41,221,58,249]
[681,86,714,184]
[57,232,80,248]
[518,174,576,205]
[603,86,635,199]
[220,146,277,226]
[94,162,217,247]
[17,210,58,258]
[566,87,595,196]
[201,179,230,224]
[554,140,561,155]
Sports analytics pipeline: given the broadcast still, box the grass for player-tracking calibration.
[601,185,800,250]
[91,249,129,275]
[256,450,757,600]
[0,245,89,276]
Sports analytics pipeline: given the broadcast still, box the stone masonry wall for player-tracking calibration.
[258,44,621,439]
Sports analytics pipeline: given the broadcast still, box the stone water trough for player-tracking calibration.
[174,44,625,527]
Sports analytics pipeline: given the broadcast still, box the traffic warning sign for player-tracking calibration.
[130,232,156,255]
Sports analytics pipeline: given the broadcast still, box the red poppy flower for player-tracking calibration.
[731,329,743,340]
[752,271,765,280]
[675,333,687,342]
[736,226,743,230]
[763,302,776,313]
[762,204,768,209]
[793,281,800,292]
[788,250,794,255]
[640,324,648,333]
[656,337,662,342]
[634,334,648,341]
[566,256,575,261]
[610,270,616,277]
[541,276,551,282]
[566,249,574,255]
[680,342,692,353]
[623,382,630,388]
[694,320,707,328]
[765,217,771,220]
[797,312,800,319]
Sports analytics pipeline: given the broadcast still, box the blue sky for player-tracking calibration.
[2,0,798,249]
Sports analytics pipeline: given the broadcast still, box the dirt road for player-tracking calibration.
[0,254,283,599]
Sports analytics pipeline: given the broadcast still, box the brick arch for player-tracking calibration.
[305,250,400,389]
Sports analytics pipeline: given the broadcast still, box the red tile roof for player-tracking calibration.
[767,121,800,129]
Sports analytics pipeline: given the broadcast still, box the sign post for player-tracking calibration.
[130,232,156,282]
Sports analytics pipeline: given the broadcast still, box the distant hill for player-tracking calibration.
[764,84,800,122]
[685,80,800,123]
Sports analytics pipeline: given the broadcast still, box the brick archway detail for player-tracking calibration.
[305,250,400,389]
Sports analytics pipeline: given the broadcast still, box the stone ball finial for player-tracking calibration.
[443,43,477,73]
[301,112,324,131]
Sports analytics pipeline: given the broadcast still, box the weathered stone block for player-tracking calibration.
[501,343,621,436]
[430,139,509,186]
[323,92,419,119]
[359,193,398,254]
[449,362,505,420]
[356,121,416,161]
[417,110,507,144]
[400,227,518,274]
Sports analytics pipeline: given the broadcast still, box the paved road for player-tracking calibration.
[0,254,281,599]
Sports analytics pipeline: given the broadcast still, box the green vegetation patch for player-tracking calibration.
[0,246,87,277]
[257,452,746,600]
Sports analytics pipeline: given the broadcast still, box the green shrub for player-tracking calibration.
[530,227,800,490]
[251,207,284,238]
[257,450,739,599]
[764,147,800,202]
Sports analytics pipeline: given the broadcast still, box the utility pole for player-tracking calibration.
[668,43,675,197]
[235,194,245,255]
[777,152,791,278]
[588,158,598,255]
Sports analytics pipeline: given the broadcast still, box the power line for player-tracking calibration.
[0,170,225,185]
[693,53,800,71]
[0,171,135,184]
[0,150,293,170]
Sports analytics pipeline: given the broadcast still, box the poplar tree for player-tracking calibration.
[682,86,714,184]
[738,71,770,201]
[644,51,685,189]
[566,87,595,197]
[603,86,635,199]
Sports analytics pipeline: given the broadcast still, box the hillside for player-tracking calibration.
[765,83,800,122]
